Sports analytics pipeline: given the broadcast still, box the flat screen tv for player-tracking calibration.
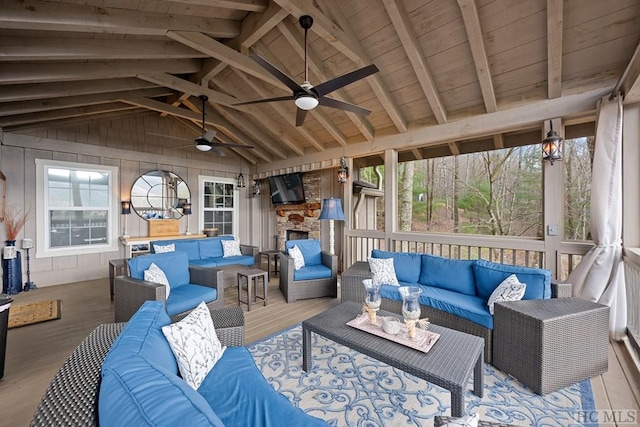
[268,173,306,205]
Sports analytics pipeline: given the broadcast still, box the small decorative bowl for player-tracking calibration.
[382,317,401,335]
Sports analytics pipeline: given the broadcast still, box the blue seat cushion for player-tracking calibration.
[380,284,493,329]
[165,285,218,317]
[209,255,255,267]
[285,239,322,266]
[419,254,477,296]
[102,301,176,373]
[128,252,190,288]
[473,259,551,301]
[199,236,233,259]
[371,249,421,283]
[189,258,221,268]
[293,264,332,281]
[198,347,328,427]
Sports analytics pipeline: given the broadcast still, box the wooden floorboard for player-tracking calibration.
[0,277,637,427]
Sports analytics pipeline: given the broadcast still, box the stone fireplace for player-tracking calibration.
[274,171,321,250]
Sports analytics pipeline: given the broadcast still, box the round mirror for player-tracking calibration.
[130,170,191,220]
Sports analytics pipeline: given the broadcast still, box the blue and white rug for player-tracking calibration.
[248,325,597,426]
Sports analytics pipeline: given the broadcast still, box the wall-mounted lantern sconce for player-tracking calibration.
[182,202,192,235]
[337,156,349,184]
[252,180,261,197]
[237,173,246,188]
[542,120,563,165]
[121,200,131,238]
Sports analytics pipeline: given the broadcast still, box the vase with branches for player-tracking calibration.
[3,206,31,242]
[2,206,31,295]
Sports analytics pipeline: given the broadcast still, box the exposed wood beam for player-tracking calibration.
[0,102,137,127]
[448,142,461,156]
[382,0,447,124]
[617,38,640,104]
[196,59,229,84]
[493,134,504,149]
[277,0,408,133]
[231,68,326,151]
[0,1,239,38]
[0,78,158,102]
[240,2,289,51]
[547,0,563,99]
[137,73,240,107]
[411,148,423,160]
[162,92,191,117]
[157,0,267,12]
[0,88,171,117]
[0,37,205,61]
[121,97,218,124]
[3,110,149,133]
[0,59,201,85]
[457,0,498,113]
[276,19,374,141]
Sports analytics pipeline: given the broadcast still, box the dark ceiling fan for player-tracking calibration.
[234,15,379,126]
[150,95,253,156]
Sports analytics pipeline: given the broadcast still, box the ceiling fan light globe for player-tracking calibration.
[196,141,212,151]
[295,95,319,111]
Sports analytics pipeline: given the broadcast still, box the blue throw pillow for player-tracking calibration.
[473,259,551,301]
[419,254,476,296]
[371,249,421,283]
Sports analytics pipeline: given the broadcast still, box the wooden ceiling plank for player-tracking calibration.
[0,1,239,38]
[0,37,206,61]
[547,0,564,99]
[276,0,408,133]
[382,0,447,124]
[0,59,201,85]
[277,19,374,141]
[493,133,504,149]
[240,2,289,50]
[0,102,137,127]
[162,0,268,12]
[232,68,326,150]
[137,73,240,107]
[457,0,498,113]
[3,110,150,134]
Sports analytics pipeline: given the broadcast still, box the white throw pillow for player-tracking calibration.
[288,245,305,270]
[368,257,399,286]
[221,240,242,257]
[143,262,170,298]
[153,243,175,253]
[441,413,479,427]
[161,301,226,390]
[487,274,527,315]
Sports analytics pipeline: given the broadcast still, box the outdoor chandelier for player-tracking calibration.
[542,120,563,165]
[337,156,349,184]
[237,172,246,188]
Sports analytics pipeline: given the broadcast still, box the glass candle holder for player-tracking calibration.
[398,286,423,339]
[362,279,382,325]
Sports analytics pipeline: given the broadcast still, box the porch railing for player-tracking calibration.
[623,248,640,358]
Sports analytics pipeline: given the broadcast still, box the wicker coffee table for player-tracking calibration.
[302,301,484,417]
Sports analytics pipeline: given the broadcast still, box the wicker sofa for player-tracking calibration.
[341,252,571,364]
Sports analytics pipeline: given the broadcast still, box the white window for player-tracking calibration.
[36,160,119,257]
[198,176,238,237]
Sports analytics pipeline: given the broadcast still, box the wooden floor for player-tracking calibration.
[0,276,638,427]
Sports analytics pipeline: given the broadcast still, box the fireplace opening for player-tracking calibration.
[286,230,309,241]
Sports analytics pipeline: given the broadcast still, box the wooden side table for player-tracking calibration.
[237,268,268,311]
[108,259,128,302]
[259,250,280,280]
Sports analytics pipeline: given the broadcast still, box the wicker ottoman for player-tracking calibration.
[493,298,609,395]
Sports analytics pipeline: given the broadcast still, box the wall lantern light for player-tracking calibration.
[542,120,563,165]
[237,172,246,188]
[337,157,349,184]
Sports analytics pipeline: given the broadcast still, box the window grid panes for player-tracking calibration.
[202,180,235,235]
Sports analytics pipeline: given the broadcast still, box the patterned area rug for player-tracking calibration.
[248,325,597,427]
[8,300,62,329]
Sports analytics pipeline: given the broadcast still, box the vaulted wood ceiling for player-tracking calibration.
[1,0,639,170]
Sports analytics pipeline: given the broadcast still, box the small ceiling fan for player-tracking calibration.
[150,95,254,156]
[234,15,379,126]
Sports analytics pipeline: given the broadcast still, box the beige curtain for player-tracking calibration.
[567,95,626,339]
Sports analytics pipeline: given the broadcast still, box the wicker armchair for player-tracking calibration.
[279,239,338,303]
[114,251,224,322]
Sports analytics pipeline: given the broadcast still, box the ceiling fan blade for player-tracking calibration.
[203,129,217,142]
[148,132,192,143]
[211,141,255,149]
[250,54,303,93]
[209,145,226,157]
[318,97,372,116]
[234,95,295,107]
[314,64,380,97]
[296,108,308,127]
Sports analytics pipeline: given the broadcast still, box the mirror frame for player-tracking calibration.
[130,170,191,220]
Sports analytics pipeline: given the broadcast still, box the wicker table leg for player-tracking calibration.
[302,327,312,372]
[473,351,484,397]
[450,385,464,417]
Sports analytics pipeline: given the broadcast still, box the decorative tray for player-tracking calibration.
[346,314,440,353]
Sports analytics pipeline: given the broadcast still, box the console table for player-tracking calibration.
[120,234,205,258]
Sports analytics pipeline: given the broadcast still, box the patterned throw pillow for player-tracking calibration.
[288,245,305,270]
[368,257,399,286]
[161,301,226,390]
[440,413,479,427]
[143,262,170,298]
[487,274,527,315]
[221,240,242,257]
[153,243,175,253]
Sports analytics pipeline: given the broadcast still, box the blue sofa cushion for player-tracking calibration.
[285,239,322,266]
[210,255,255,267]
[293,264,332,281]
[473,259,551,301]
[419,254,477,296]
[128,252,190,289]
[199,236,234,259]
[198,347,328,427]
[166,285,218,317]
[371,249,421,283]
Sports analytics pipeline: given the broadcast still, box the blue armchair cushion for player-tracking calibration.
[165,285,218,317]
[419,254,477,296]
[371,249,422,283]
[199,236,234,259]
[293,264,333,281]
[473,259,551,301]
[198,347,328,427]
[208,255,256,267]
[285,239,322,266]
[128,252,190,289]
